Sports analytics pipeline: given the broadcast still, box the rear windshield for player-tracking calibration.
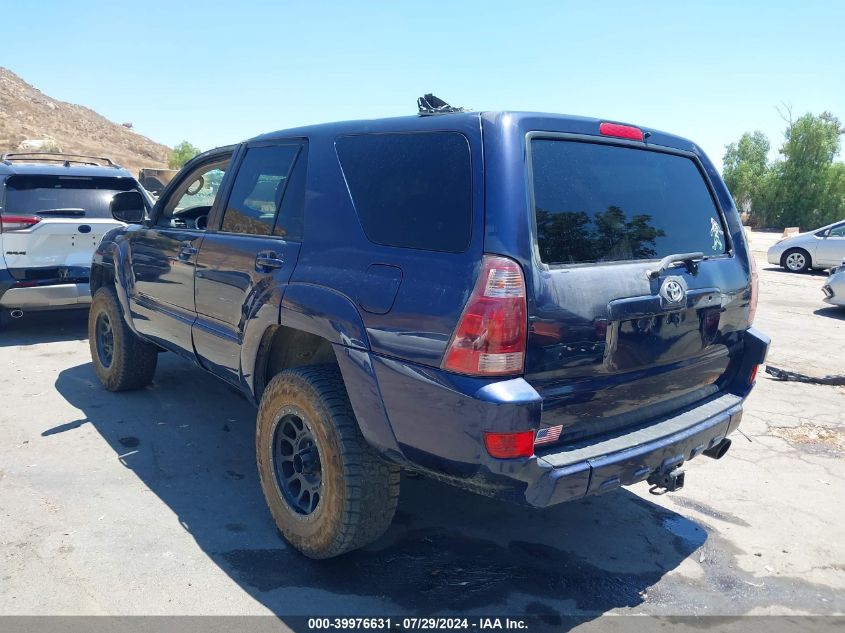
[530,140,726,265]
[336,132,472,252]
[3,175,138,219]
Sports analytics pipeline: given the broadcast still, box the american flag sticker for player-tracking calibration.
[534,425,563,446]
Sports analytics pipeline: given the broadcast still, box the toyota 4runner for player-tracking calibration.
[88,107,769,558]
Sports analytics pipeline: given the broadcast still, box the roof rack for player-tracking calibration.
[417,93,466,116]
[1,152,120,168]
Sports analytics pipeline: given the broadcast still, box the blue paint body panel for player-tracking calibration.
[90,111,769,507]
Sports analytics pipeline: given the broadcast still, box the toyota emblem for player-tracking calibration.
[662,279,686,304]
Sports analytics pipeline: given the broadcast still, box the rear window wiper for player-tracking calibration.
[647,252,706,279]
[32,208,86,217]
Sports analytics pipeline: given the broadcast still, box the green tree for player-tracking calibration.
[167,141,201,169]
[774,111,842,228]
[722,131,771,223]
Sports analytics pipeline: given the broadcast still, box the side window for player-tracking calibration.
[159,158,230,229]
[220,144,301,237]
[829,224,845,237]
[274,145,308,240]
[335,132,472,252]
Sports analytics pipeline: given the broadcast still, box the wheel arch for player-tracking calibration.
[781,246,813,270]
[248,284,403,460]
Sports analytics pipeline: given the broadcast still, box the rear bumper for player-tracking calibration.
[523,394,742,506]
[0,283,91,308]
[366,328,769,506]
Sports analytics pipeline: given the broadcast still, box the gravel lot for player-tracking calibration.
[1,232,843,620]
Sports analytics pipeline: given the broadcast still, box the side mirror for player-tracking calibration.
[110,191,146,224]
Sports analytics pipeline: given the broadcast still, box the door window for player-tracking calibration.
[158,158,230,229]
[828,224,845,237]
[220,144,302,237]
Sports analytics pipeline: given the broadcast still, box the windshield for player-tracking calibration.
[530,139,727,265]
[3,175,138,219]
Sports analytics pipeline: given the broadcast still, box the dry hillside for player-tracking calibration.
[0,67,169,176]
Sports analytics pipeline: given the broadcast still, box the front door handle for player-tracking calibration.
[178,244,198,260]
[255,254,285,271]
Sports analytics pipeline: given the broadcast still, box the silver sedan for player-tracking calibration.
[767,219,845,272]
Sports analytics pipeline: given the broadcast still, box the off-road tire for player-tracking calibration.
[88,287,158,391]
[256,365,400,559]
[782,248,812,273]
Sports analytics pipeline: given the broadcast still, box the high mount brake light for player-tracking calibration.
[599,122,645,141]
[0,214,41,232]
[442,255,527,376]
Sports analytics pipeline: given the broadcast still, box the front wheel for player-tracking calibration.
[783,248,812,273]
[256,365,400,559]
[88,287,158,391]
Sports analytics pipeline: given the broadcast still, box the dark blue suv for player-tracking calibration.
[89,108,769,558]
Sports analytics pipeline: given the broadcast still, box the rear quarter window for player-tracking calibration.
[336,132,472,252]
[530,139,727,265]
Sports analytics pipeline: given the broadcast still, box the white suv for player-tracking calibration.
[0,153,150,326]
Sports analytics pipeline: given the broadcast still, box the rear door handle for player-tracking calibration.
[178,244,198,260]
[255,254,284,271]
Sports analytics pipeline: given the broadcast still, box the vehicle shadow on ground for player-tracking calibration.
[53,356,706,620]
[814,306,845,320]
[762,265,829,277]
[0,309,88,347]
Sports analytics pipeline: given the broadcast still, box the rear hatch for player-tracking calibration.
[523,134,749,443]
[1,174,131,283]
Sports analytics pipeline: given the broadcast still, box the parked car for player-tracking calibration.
[822,262,845,307]
[767,219,845,272]
[88,107,769,558]
[0,152,151,326]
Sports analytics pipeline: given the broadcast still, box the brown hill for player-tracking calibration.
[0,67,170,176]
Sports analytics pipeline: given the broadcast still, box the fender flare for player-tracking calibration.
[279,283,369,349]
[95,238,140,335]
[275,283,403,459]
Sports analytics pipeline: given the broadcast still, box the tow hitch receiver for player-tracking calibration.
[647,466,686,495]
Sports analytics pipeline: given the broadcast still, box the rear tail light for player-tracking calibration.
[748,255,759,325]
[749,364,759,384]
[0,214,41,232]
[442,254,527,376]
[599,122,644,141]
[484,431,535,459]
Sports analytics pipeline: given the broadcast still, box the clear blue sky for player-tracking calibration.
[2,0,843,170]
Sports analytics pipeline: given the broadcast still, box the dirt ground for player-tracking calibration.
[0,232,843,622]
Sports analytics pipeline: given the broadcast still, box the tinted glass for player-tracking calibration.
[273,144,308,240]
[530,140,726,265]
[829,223,845,237]
[336,132,472,252]
[4,175,137,219]
[221,145,300,236]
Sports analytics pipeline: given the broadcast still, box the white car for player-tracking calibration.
[822,263,845,307]
[767,219,845,273]
[0,153,151,326]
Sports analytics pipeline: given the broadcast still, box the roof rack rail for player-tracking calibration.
[1,152,120,168]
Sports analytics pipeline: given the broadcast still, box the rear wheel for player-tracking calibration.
[783,248,811,273]
[256,365,400,559]
[88,287,158,391]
